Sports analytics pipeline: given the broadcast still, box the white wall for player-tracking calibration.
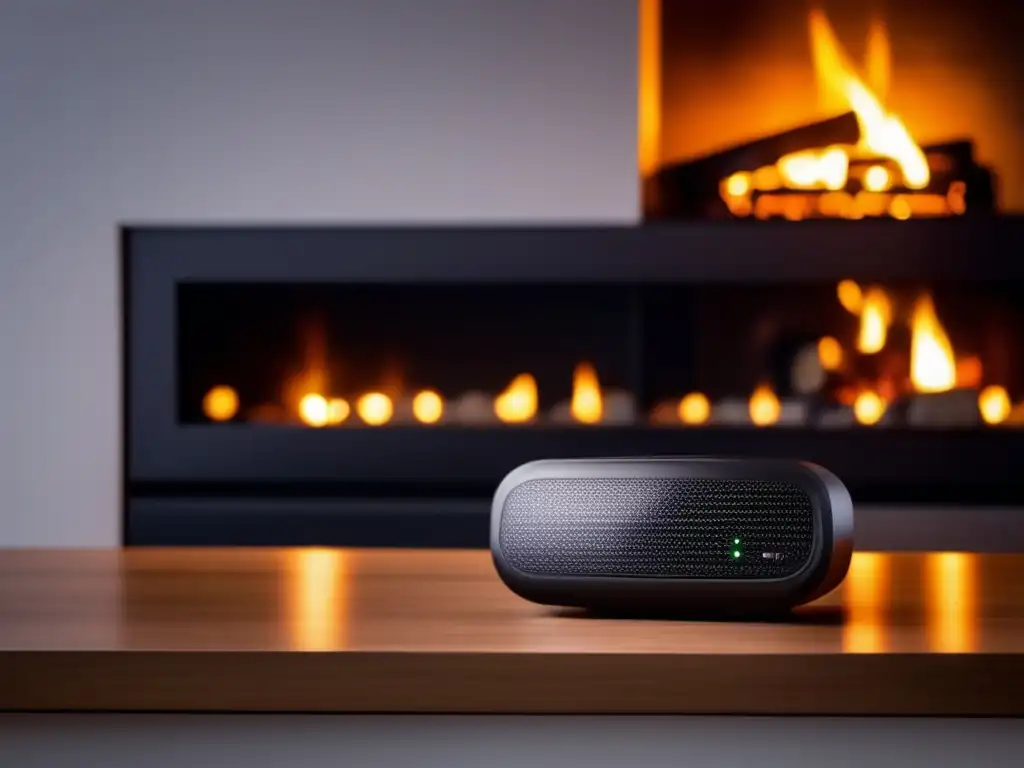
[0,0,638,546]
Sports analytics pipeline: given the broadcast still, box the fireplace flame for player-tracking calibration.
[910,294,956,393]
[837,280,863,314]
[808,8,929,189]
[749,383,781,426]
[326,397,350,425]
[203,385,239,422]
[494,373,538,424]
[853,390,886,426]
[571,362,603,424]
[678,392,711,425]
[356,392,393,426]
[978,385,1011,425]
[778,146,848,190]
[412,390,444,424]
[299,393,330,427]
[857,286,892,354]
[865,16,891,103]
[817,336,843,371]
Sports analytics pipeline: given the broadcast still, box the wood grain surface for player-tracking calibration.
[1,548,1022,714]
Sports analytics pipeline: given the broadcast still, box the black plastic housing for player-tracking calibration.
[490,457,854,616]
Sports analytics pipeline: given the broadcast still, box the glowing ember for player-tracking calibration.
[678,392,711,425]
[203,385,239,422]
[749,383,781,426]
[910,295,956,393]
[494,373,538,424]
[356,392,393,426]
[853,391,886,426]
[412,390,444,424]
[571,362,603,424]
[978,386,1011,425]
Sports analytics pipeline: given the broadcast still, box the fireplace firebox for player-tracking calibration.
[124,222,1024,546]
[125,1,1024,547]
[643,1,1024,222]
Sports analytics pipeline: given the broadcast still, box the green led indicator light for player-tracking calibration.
[734,538,740,544]
[731,537,742,559]
[733,551,741,558]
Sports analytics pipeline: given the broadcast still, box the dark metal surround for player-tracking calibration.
[123,219,1024,546]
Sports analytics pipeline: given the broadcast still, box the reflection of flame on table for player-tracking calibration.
[925,553,979,654]
[288,548,348,652]
[842,552,890,654]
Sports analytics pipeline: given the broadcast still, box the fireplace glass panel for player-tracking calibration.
[178,281,1024,431]
[651,0,1024,219]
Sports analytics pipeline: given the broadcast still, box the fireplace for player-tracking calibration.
[643,1,1022,222]
[123,2,1024,547]
[124,224,1024,546]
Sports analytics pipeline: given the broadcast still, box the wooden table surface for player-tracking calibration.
[1,548,1023,715]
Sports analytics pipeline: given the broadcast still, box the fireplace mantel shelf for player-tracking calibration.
[1,548,1022,715]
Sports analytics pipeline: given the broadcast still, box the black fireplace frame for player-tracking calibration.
[123,219,1024,546]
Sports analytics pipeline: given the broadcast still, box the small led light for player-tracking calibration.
[734,538,740,544]
[733,551,741,559]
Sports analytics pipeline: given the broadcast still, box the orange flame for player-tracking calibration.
[978,385,1011,425]
[571,363,603,424]
[857,286,892,354]
[910,295,956,393]
[203,385,239,422]
[494,373,538,424]
[299,393,330,427]
[817,336,843,371]
[865,16,891,103]
[678,392,711,425]
[777,146,848,190]
[853,390,886,426]
[837,280,863,314]
[808,9,929,189]
[749,383,781,426]
[326,397,350,425]
[356,392,393,426]
[412,390,444,424]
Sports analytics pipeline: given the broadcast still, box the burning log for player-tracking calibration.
[649,112,861,219]
[651,130,997,220]
[845,139,996,210]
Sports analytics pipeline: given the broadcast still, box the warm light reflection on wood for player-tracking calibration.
[289,549,347,651]
[843,552,890,653]
[925,553,979,653]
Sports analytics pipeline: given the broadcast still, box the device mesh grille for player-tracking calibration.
[499,477,814,579]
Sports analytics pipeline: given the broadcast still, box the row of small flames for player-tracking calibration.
[201,370,1014,428]
[199,279,1018,428]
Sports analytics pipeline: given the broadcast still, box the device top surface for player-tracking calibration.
[0,548,1021,714]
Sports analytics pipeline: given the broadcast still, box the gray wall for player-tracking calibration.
[0,0,638,546]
